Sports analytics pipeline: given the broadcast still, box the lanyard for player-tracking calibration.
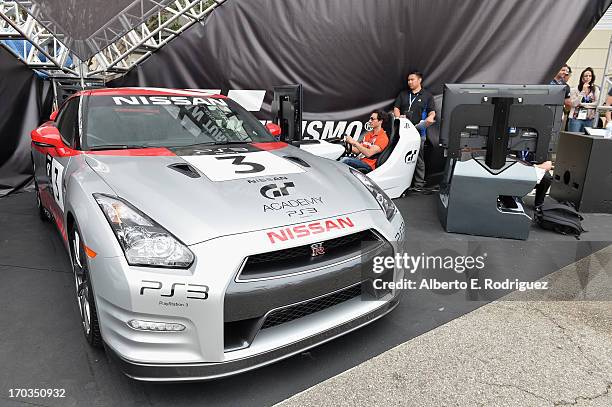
[408,92,419,111]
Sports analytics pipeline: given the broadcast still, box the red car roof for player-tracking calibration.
[78,87,227,98]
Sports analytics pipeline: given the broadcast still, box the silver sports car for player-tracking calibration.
[31,87,405,381]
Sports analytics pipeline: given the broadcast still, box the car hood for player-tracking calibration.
[84,143,379,245]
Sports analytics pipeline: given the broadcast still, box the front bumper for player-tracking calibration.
[106,295,400,381]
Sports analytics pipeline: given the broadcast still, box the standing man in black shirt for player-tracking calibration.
[393,71,436,190]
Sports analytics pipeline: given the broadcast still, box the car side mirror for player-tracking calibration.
[49,110,59,121]
[31,126,63,149]
[265,123,282,137]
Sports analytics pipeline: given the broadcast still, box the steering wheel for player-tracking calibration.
[327,136,352,157]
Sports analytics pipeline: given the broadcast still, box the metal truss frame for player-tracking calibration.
[0,1,79,76]
[0,0,226,82]
[86,0,226,79]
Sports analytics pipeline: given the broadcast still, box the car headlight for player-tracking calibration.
[93,194,194,268]
[350,168,397,221]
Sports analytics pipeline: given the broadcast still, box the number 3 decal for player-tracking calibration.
[215,155,265,174]
[182,150,305,181]
[46,154,65,212]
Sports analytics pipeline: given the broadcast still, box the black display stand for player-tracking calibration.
[550,132,612,213]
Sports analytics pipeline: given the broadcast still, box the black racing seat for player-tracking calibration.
[375,117,400,168]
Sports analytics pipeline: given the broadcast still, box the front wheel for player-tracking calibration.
[71,226,103,348]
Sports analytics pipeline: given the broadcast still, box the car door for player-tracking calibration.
[35,96,80,218]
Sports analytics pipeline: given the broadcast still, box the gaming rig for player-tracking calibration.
[437,84,565,240]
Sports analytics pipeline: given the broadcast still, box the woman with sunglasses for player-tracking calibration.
[568,67,600,133]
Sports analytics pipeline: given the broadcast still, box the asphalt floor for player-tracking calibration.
[0,190,610,406]
[277,246,612,407]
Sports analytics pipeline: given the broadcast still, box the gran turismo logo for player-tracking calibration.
[405,149,418,163]
[260,182,295,199]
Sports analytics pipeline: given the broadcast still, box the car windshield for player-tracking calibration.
[83,94,275,149]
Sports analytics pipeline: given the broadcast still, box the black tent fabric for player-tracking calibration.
[0,47,52,197]
[113,0,611,121]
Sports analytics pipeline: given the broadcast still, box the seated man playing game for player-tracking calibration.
[516,150,553,207]
[341,110,389,173]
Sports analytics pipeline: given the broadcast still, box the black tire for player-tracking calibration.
[70,225,103,348]
[34,181,49,222]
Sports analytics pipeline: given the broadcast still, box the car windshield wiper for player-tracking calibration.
[87,144,156,151]
[209,140,252,145]
[168,140,253,148]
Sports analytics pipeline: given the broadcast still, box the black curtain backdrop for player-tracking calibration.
[1,0,611,195]
[113,0,611,119]
[0,47,52,197]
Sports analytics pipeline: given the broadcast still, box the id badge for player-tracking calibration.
[577,109,587,120]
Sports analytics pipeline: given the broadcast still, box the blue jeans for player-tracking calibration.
[567,118,592,133]
[341,157,372,173]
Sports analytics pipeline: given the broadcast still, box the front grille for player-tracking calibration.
[261,284,362,330]
[240,230,380,280]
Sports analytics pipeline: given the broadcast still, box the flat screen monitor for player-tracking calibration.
[272,84,303,142]
[439,84,565,169]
